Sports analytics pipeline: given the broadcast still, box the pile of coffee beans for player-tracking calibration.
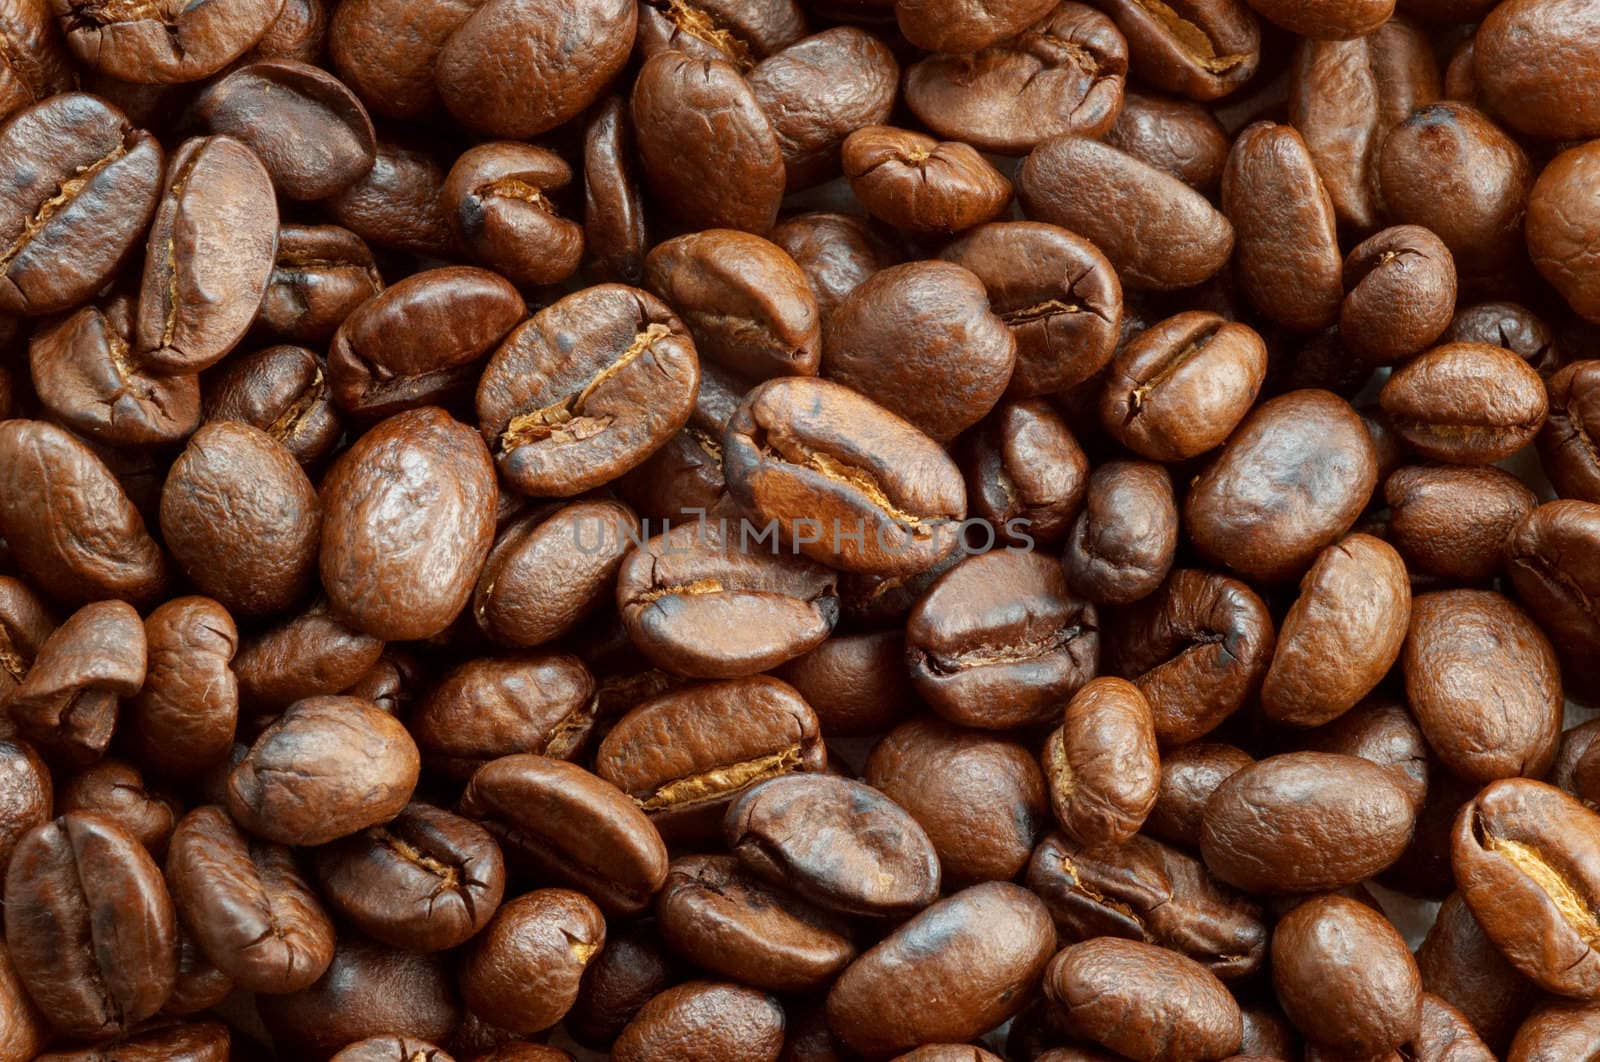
[0,0,1598,1058]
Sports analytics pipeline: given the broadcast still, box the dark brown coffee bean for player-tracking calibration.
[907,550,1098,730]
[320,407,496,640]
[0,738,51,880]
[1452,778,1600,1000]
[1104,91,1232,195]
[411,653,595,779]
[328,267,524,420]
[1273,894,1422,1057]
[9,599,144,764]
[1044,676,1158,846]
[905,3,1127,155]
[164,805,333,994]
[1288,19,1439,232]
[1147,743,1253,848]
[227,695,419,845]
[232,600,382,712]
[774,630,918,737]
[1506,500,1600,672]
[842,126,1012,235]
[1201,751,1417,893]
[865,717,1047,886]
[615,361,746,523]
[324,136,456,258]
[202,343,344,465]
[1508,1001,1600,1061]
[477,284,698,498]
[1541,360,1600,502]
[1339,225,1457,364]
[1019,136,1233,291]
[645,229,820,379]
[613,981,785,1062]
[1063,460,1178,606]
[3,813,176,1039]
[326,0,463,118]
[1528,140,1600,324]
[894,0,1056,52]
[634,0,807,68]
[27,295,200,447]
[657,854,854,991]
[0,94,162,316]
[252,0,326,61]
[161,421,320,618]
[771,212,898,323]
[1046,937,1242,1062]
[582,94,648,286]
[828,883,1055,1057]
[1102,0,1260,102]
[459,753,668,916]
[1404,590,1561,783]
[940,221,1122,396]
[631,51,784,234]
[1473,0,1600,140]
[254,223,381,345]
[314,801,505,952]
[1247,0,1392,36]
[1384,464,1537,581]
[0,3,72,121]
[59,758,177,858]
[194,59,375,199]
[1446,301,1560,378]
[1027,831,1268,981]
[723,376,967,575]
[1380,342,1548,464]
[122,598,236,781]
[442,143,584,288]
[1185,389,1377,583]
[460,888,604,1034]
[52,0,282,82]
[1106,568,1274,744]
[1101,311,1267,460]
[331,1038,452,1062]
[1417,891,1537,1052]
[958,398,1088,546]
[595,676,825,839]
[748,27,898,189]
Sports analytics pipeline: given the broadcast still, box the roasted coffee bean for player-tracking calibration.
[906,550,1098,730]
[1273,894,1422,1057]
[1417,891,1538,1052]
[1541,360,1600,501]
[1028,831,1268,981]
[1446,301,1560,377]
[634,0,806,66]
[905,3,1127,155]
[202,343,343,465]
[894,0,1055,52]
[940,222,1122,396]
[254,224,381,345]
[1185,389,1377,583]
[1101,311,1267,460]
[28,295,200,447]
[772,212,898,323]
[1020,136,1234,291]
[1043,677,1158,847]
[1046,937,1241,1062]
[1472,0,1600,140]
[723,376,967,575]
[1106,568,1274,744]
[227,695,419,846]
[165,930,234,1019]
[314,802,505,952]
[255,938,459,1057]
[1377,102,1532,277]
[1104,91,1231,195]
[1384,464,1537,581]
[566,920,678,1050]
[135,135,278,374]
[33,1019,230,1061]
[1528,140,1600,324]
[459,888,604,1035]
[0,3,72,122]
[958,398,1088,546]
[3,813,176,1039]
[842,127,1012,236]
[1341,225,1457,363]
[477,284,698,498]
[1222,122,1343,331]
[0,739,51,880]
[1403,590,1561,783]
[164,805,333,994]
[459,754,668,916]
[828,883,1055,1057]
[865,717,1047,885]
[1506,500,1600,670]
[644,229,820,379]
[331,1038,451,1062]
[1201,751,1417,893]
[320,406,497,640]
[613,981,785,1062]
[582,94,648,285]
[774,630,918,737]
[1452,779,1600,999]
[632,51,784,234]
[194,59,375,200]
[232,600,382,711]
[615,360,745,522]
[328,267,524,420]
[9,599,145,764]
[59,758,176,856]
[324,136,456,258]
[442,143,584,288]
[1380,342,1547,464]
[411,653,596,779]
[252,0,327,61]
[725,774,939,918]
[1147,743,1254,848]
[1062,460,1178,606]
[0,583,54,708]
[595,676,825,839]
[657,854,854,991]
[161,421,320,618]
[1508,1000,1600,1061]
[1259,534,1409,727]
[748,27,899,189]
[823,260,1014,441]
[1288,19,1439,231]
[0,94,162,316]
[52,0,283,82]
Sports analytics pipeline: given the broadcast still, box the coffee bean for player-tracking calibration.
[1299,697,1429,810]
[411,653,596,779]
[52,0,283,82]
[774,630,919,737]
[1416,891,1537,1051]
[842,126,1012,235]
[566,920,679,1051]
[958,398,1088,545]
[1446,301,1561,377]
[1340,225,1457,363]
[202,343,344,465]
[1527,139,1600,324]
[442,143,585,288]
[1106,91,1232,194]
[459,888,604,1035]
[772,212,898,322]
[1044,676,1159,846]
[1384,463,1538,581]
[9,599,145,765]
[894,0,1056,53]
[59,758,177,858]
[1541,360,1600,501]
[1506,500,1600,672]
[1380,342,1548,464]
[1147,743,1254,849]
[1063,460,1178,605]
[33,1019,230,1061]
[582,94,648,286]
[232,600,382,712]
[1508,1000,1600,1061]
[613,981,785,1062]
[1473,0,1600,139]
[324,136,457,258]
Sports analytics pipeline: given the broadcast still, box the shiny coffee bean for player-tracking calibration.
[1063,460,1178,605]
[1044,677,1159,847]
[411,653,595,779]
[1380,342,1548,464]
[442,143,585,288]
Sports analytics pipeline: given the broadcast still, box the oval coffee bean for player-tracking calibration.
[1527,140,1600,325]
[53,0,283,83]
[441,143,584,288]
[9,599,146,765]
[459,889,605,1035]
[1380,342,1548,464]
[1044,676,1159,847]
[1541,360,1600,502]
[1340,225,1457,364]
[201,343,343,466]
[255,224,384,346]
[612,981,785,1062]
[1473,0,1600,140]
[411,653,596,779]
[1384,464,1537,581]
[1063,460,1178,605]
[894,0,1056,53]
[124,598,237,780]
[959,398,1089,547]
[842,126,1013,235]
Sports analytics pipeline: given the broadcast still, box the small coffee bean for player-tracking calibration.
[9,599,145,765]
[1384,464,1537,581]
[1380,342,1548,464]
[442,143,585,288]
[842,126,1012,235]
[958,398,1089,546]
[232,600,383,712]
[1540,360,1600,501]
[202,343,344,466]
[582,94,648,286]
[613,981,785,1062]
[772,212,898,322]
[411,653,596,779]
[1044,676,1159,847]
[1063,460,1178,605]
